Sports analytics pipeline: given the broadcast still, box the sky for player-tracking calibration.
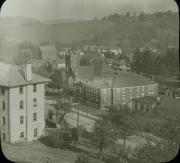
[0,0,178,20]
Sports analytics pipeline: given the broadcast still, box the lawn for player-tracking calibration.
[1,139,105,163]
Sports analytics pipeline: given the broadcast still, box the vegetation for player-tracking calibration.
[49,98,72,129]
[48,70,64,96]
[74,153,90,163]
[131,47,179,78]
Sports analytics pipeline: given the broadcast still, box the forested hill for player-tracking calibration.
[85,10,178,54]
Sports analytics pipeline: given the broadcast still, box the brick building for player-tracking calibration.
[65,54,158,109]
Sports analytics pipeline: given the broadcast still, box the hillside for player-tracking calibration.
[0,20,114,44]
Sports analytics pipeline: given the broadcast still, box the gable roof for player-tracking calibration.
[72,66,95,80]
[0,64,50,87]
[112,72,158,88]
[39,46,57,52]
[91,60,114,76]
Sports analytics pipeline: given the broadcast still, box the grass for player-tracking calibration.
[1,139,105,163]
[0,20,114,44]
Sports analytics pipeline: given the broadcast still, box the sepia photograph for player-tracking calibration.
[0,0,179,162]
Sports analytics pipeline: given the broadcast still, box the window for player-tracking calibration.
[151,92,154,96]
[33,113,37,121]
[117,95,120,101]
[20,132,24,139]
[122,88,125,93]
[92,88,94,93]
[86,87,88,91]
[135,103,137,109]
[96,104,99,108]
[19,87,23,94]
[141,104,144,111]
[86,93,88,99]
[2,117,5,125]
[96,96,99,101]
[1,102,5,110]
[129,103,132,108]
[20,101,23,109]
[1,87,5,95]
[146,105,149,112]
[2,133,5,140]
[142,93,145,97]
[122,95,125,101]
[148,92,151,96]
[151,85,154,90]
[34,128,38,137]
[129,87,132,92]
[103,97,106,104]
[94,88,96,93]
[137,87,139,92]
[96,89,98,94]
[142,86,144,91]
[117,89,120,94]
[137,94,140,98]
[20,116,24,125]
[129,94,132,100]
[103,89,106,94]
[33,84,37,92]
[148,86,150,90]
[33,98,37,107]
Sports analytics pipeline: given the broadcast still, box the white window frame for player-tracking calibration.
[137,87,139,92]
[137,94,140,98]
[33,98,37,107]
[122,95,125,101]
[129,87,132,92]
[20,116,24,125]
[1,101,5,110]
[117,88,120,94]
[142,93,145,97]
[142,86,144,91]
[151,85,154,90]
[33,113,37,121]
[129,94,132,100]
[122,88,125,93]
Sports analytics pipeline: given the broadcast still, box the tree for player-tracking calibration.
[160,64,170,77]
[139,12,146,21]
[51,98,72,129]
[91,119,111,160]
[40,41,50,46]
[132,48,142,73]
[48,70,63,96]
[13,49,33,65]
[71,127,79,150]
[108,104,135,147]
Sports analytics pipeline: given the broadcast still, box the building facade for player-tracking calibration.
[39,46,57,60]
[0,63,49,143]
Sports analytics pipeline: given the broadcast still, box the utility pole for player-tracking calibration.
[77,100,80,130]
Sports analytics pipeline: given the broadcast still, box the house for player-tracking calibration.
[109,46,122,55]
[0,63,50,143]
[132,95,180,112]
[52,59,66,70]
[64,54,158,109]
[125,52,134,62]
[132,96,161,112]
[108,58,131,73]
[39,46,57,60]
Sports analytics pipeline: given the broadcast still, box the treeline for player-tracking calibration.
[132,47,179,79]
[90,10,178,53]
[0,16,43,27]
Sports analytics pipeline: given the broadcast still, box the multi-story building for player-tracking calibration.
[0,63,50,143]
[65,54,158,109]
[39,46,57,60]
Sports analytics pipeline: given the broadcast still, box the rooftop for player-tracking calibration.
[39,46,57,52]
[0,64,50,87]
[132,96,159,104]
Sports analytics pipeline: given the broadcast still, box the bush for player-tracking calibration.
[74,153,90,163]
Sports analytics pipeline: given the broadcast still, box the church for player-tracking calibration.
[65,52,159,110]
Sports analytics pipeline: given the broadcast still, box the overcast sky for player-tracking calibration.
[0,0,178,20]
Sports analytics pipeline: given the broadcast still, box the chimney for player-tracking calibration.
[25,63,32,81]
[156,96,160,102]
[141,72,142,75]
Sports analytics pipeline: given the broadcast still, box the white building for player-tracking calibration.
[0,63,50,143]
[52,59,66,70]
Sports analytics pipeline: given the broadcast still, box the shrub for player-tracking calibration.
[74,153,90,163]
